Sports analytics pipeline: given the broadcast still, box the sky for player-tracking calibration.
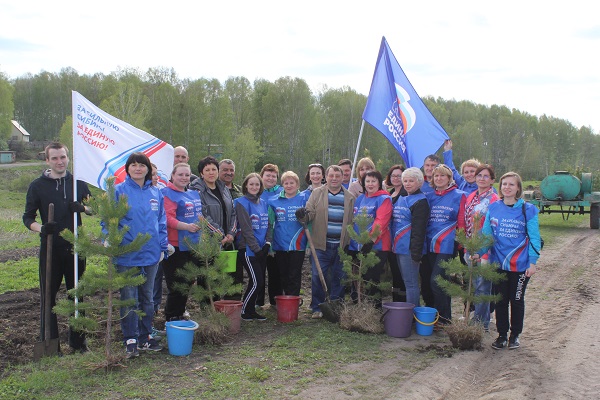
[1,0,599,132]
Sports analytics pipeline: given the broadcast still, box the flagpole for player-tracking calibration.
[73,163,80,317]
[351,120,366,180]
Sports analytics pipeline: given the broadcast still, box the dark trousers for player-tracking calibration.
[163,247,198,321]
[275,250,305,296]
[242,252,266,315]
[256,254,282,306]
[153,261,164,314]
[494,270,530,338]
[428,252,453,323]
[420,254,434,308]
[388,251,406,302]
[39,239,86,349]
[350,250,387,308]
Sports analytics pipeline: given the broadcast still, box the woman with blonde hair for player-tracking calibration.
[348,157,380,198]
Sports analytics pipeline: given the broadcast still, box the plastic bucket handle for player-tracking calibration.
[414,312,440,326]
[169,320,199,331]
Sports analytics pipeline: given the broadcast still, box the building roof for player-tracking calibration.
[11,120,31,136]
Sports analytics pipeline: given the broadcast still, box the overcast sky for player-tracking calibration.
[1,0,599,132]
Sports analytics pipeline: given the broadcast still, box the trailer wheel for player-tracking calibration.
[591,204,600,229]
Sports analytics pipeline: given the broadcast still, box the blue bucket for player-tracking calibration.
[413,307,439,336]
[166,320,199,356]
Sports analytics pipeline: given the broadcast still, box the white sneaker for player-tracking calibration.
[312,311,323,319]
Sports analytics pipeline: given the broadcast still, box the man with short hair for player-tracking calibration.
[295,165,355,318]
[421,154,440,194]
[338,159,356,189]
[218,159,242,200]
[23,142,92,353]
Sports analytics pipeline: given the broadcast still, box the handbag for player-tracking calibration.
[522,202,543,255]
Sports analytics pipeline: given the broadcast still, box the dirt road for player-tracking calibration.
[299,225,600,399]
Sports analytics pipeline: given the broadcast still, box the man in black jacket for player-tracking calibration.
[22,142,92,353]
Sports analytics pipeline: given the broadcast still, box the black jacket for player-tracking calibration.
[23,170,91,246]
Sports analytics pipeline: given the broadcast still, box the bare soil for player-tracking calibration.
[1,227,599,399]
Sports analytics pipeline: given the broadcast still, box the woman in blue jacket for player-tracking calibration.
[425,164,466,325]
[268,171,308,296]
[107,152,169,358]
[472,172,540,350]
[234,173,272,321]
[391,167,430,307]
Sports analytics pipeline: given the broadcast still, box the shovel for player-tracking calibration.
[300,221,342,323]
[34,203,60,360]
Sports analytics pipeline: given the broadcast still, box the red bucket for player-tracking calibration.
[275,295,303,323]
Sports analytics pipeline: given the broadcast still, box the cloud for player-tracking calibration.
[576,25,600,39]
[0,36,40,52]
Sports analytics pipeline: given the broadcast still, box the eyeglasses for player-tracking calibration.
[390,174,402,179]
[476,174,492,180]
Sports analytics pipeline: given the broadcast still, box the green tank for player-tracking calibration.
[539,171,581,201]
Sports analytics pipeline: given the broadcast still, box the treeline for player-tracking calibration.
[1,67,599,182]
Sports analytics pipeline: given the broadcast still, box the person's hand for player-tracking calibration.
[360,241,374,254]
[103,240,110,248]
[444,139,453,151]
[525,264,536,277]
[69,201,86,213]
[295,207,307,220]
[470,253,481,263]
[159,251,165,262]
[40,221,57,235]
[186,223,200,233]
[167,244,175,256]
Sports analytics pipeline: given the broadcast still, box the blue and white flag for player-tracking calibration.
[362,37,449,168]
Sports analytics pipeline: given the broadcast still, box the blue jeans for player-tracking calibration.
[311,242,346,312]
[396,254,421,307]
[117,263,158,344]
[465,252,492,329]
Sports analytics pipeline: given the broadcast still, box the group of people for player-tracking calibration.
[24,139,541,359]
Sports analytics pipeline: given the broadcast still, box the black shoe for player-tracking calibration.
[125,339,139,358]
[492,336,507,350]
[253,313,267,321]
[508,335,520,349]
[242,313,256,321]
[138,338,163,352]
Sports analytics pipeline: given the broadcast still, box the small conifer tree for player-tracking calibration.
[176,218,243,309]
[55,177,150,368]
[436,214,505,320]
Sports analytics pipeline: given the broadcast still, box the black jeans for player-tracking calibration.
[419,254,434,308]
[256,254,282,306]
[388,251,406,302]
[39,238,86,349]
[275,250,305,296]
[494,270,530,338]
[242,251,266,315]
[163,247,198,320]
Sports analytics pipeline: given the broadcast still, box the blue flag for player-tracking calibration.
[362,37,449,168]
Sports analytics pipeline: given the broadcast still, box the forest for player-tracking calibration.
[1,66,598,182]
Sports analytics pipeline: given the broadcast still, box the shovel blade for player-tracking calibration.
[319,299,343,323]
[33,338,60,361]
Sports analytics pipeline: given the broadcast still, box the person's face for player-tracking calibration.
[128,162,148,183]
[358,164,373,179]
[501,176,519,199]
[423,159,438,178]
[390,168,403,188]
[151,166,158,186]
[173,149,189,165]
[402,175,420,195]
[463,166,478,184]
[433,172,450,190]
[326,169,343,191]
[475,169,494,191]
[282,178,299,197]
[340,164,352,184]
[46,148,69,176]
[201,163,219,184]
[219,163,235,184]
[172,166,191,190]
[309,167,323,186]
[246,177,261,196]
[262,171,278,189]
[364,176,379,195]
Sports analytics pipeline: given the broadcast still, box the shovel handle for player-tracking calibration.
[300,220,329,296]
[44,204,54,343]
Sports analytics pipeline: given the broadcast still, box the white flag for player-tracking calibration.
[72,91,173,190]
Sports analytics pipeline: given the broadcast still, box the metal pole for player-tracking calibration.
[351,120,366,180]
